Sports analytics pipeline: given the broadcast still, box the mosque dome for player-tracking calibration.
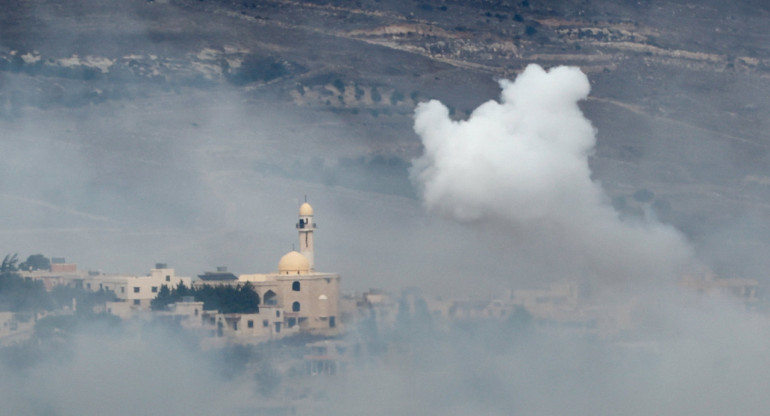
[278,251,310,274]
[299,202,313,216]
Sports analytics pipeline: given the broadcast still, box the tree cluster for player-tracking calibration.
[2,253,52,272]
[0,270,51,313]
[19,254,51,271]
[151,282,260,314]
[0,254,117,315]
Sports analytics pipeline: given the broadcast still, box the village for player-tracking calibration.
[0,200,762,380]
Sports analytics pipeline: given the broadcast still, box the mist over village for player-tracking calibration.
[2,0,770,415]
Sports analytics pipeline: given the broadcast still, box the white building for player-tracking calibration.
[23,262,191,316]
[77,264,191,311]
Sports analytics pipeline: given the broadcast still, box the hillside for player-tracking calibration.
[1,0,769,286]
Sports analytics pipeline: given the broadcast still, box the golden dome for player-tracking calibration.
[299,202,313,216]
[278,251,310,274]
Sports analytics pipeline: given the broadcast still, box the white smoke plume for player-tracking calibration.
[411,64,694,284]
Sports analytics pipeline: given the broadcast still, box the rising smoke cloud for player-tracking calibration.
[411,64,694,284]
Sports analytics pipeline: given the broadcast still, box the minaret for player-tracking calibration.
[296,199,315,271]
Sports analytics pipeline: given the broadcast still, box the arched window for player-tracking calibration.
[292,281,301,291]
[292,301,300,312]
[264,290,277,306]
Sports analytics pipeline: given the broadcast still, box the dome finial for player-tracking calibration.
[299,201,314,216]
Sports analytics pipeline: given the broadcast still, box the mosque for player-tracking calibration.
[193,201,341,339]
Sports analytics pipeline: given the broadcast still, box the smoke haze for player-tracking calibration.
[327,293,770,416]
[411,64,694,285]
[0,1,769,415]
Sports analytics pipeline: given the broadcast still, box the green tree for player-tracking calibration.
[176,281,191,297]
[19,254,51,271]
[0,265,53,312]
[1,254,18,273]
[150,282,259,313]
[151,284,173,310]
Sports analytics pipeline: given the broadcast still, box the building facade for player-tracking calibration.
[23,262,191,315]
[195,201,341,342]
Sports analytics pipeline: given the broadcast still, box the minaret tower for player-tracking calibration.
[297,198,315,271]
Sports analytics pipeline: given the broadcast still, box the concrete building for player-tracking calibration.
[23,261,191,315]
[75,264,191,311]
[20,258,87,291]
